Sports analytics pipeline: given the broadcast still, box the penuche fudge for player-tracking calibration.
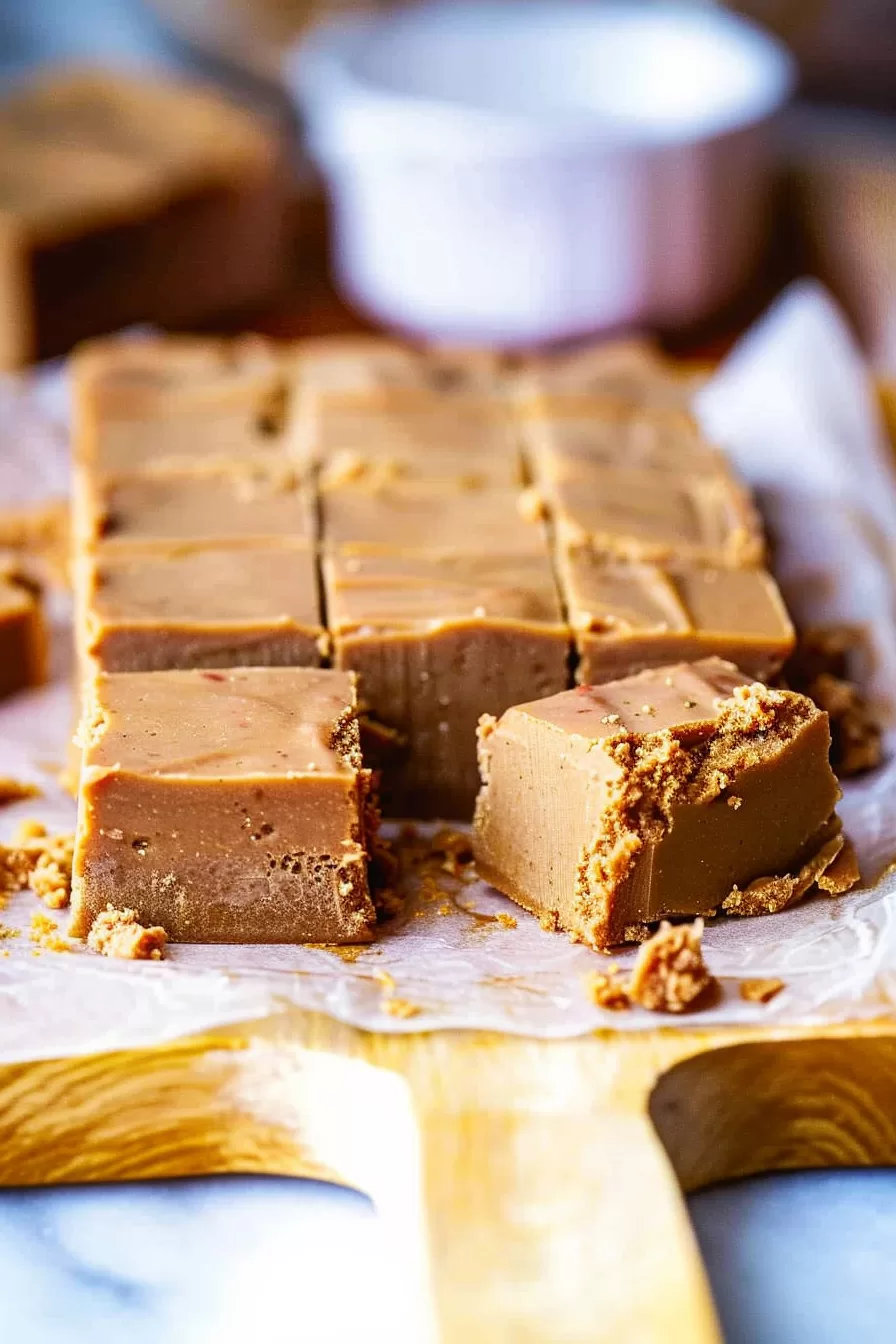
[324,549,569,818]
[0,561,47,698]
[294,338,505,407]
[558,548,794,684]
[0,69,287,368]
[75,541,325,674]
[70,667,377,944]
[514,339,699,415]
[71,335,296,475]
[474,658,853,949]
[74,465,313,550]
[320,481,547,557]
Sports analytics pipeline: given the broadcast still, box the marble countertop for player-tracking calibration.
[1,1170,894,1342]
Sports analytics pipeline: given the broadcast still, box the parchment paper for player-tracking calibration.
[2,281,896,1063]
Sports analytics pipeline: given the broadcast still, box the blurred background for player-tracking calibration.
[0,0,894,372]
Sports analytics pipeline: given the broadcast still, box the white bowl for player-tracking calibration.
[287,0,794,345]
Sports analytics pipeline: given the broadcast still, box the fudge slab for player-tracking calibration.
[320,482,548,557]
[473,658,843,948]
[70,667,377,944]
[0,69,287,368]
[559,549,794,684]
[515,339,698,416]
[0,566,47,698]
[523,407,727,482]
[72,335,296,474]
[294,337,505,407]
[75,467,313,550]
[76,541,325,673]
[548,463,765,566]
[304,401,523,488]
[324,550,569,819]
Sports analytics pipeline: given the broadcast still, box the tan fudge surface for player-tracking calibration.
[76,467,313,549]
[72,335,299,474]
[320,482,547,557]
[305,402,524,487]
[0,68,285,367]
[293,337,506,406]
[473,658,842,949]
[0,570,47,698]
[559,548,794,683]
[523,407,727,480]
[71,667,376,944]
[76,541,324,674]
[324,550,569,819]
[514,339,699,415]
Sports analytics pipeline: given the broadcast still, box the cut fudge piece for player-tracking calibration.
[473,658,849,949]
[302,401,524,487]
[75,541,325,673]
[72,335,296,474]
[515,339,697,415]
[558,548,794,683]
[75,466,313,550]
[0,563,47,698]
[548,463,765,566]
[324,550,569,818]
[320,482,548,557]
[70,667,377,943]
[0,69,287,368]
[294,337,504,406]
[522,407,728,482]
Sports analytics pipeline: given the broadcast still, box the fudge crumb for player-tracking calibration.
[722,826,857,917]
[0,778,40,806]
[627,919,716,1013]
[726,794,743,810]
[740,977,784,1004]
[29,911,69,953]
[12,819,46,843]
[495,912,517,930]
[382,996,421,1020]
[783,625,882,777]
[585,965,631,1011]
[0,923,19,940]
[87,906,167,960]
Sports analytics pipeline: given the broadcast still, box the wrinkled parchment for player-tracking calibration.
[2,282,896,1064]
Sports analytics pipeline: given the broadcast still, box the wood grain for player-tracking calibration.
[2,1011,896,1342]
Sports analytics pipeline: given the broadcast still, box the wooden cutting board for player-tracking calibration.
[2,1008,894,1341]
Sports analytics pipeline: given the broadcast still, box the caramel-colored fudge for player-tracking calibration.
[558,548,794,683]
[320,482,547,557]
[547,463,764,566]
[303,401,524,487]
[523,406,728,480]
[70,667,376,944]
[72,336,296,475]
[0,563,47,698]
[515,339,697,415]
[75,466,313,550]
[75,541,324,673]
[294,337,505,406]
[474,658,848,949]
[324,550,569,818]
[0,69,287,368]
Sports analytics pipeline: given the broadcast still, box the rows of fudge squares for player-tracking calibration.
[71,334,794,825]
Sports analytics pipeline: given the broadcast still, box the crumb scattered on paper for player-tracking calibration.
[722,827,858,917]
[0,826,73,908]
[0,777,40,806]
[87,906,167,960]
[586,919,716,1014]
[373,967,420,1019]
[740,977,784,1003]
[29,910,69,952]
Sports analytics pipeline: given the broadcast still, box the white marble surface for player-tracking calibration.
[0,1171,894,1342]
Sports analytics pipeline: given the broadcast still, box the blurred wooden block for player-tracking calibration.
[0,68,290,369]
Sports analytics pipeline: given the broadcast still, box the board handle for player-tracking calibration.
[370,1033,723,1344]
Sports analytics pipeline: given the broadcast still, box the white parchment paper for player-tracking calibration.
[2,280,896,1063]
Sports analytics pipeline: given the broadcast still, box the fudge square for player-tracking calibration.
[323,549,569,819]
[75,540,325,673]
[0,561,47,699]
[474,658,851,949]
[70,668,377,944]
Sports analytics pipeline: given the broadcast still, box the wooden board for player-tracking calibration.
[2,1009,895,1341]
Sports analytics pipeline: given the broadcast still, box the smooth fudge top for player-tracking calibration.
[80,667,361,780]
[515,339,696,410]
[80,541,321,630]
[510,658,787,743]
[559,549,794,643]
[325,550,565,633]
[293,337,505,403]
